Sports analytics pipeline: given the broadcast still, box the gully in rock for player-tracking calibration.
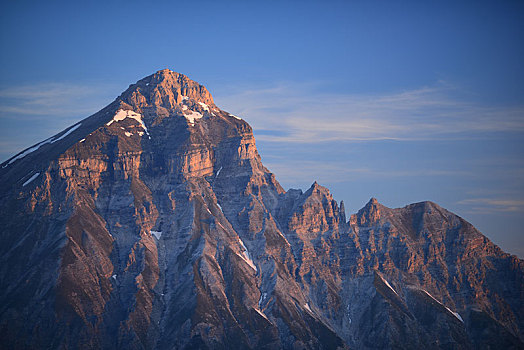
[0,69,522,350]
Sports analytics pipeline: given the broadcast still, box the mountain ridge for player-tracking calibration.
[0,69,522,349]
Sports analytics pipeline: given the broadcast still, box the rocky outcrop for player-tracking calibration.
[0,69,522,349]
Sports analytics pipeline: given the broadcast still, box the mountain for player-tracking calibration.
[1,69,522,349]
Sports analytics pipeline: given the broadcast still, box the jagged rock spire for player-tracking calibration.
[352,197,383,227]
[339,200,346,223]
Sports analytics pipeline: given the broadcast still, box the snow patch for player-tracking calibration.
[216,221,227,232]
[22,172,40,186]
[379,274,399,296]
[217,203,223,212]
[258,292,267,308]
[184,110,203,125]
[304,303,312,313]
[253,308,270,322]
[238,238,257,271]
[106,109,150,136]
[112,274,117,280]
[182,105,188,110]
[215,166,222,178]
[276,230,291,246]
[347,304,352,323]
[229,114,242,120]
[151,231,162,240]
[51,123,81,143]
[125,132,133,137]
[422,290,463,322]
[79,138,86,143]
[198,102,209,111]
[182,96,189,100]
[453,311,464,322]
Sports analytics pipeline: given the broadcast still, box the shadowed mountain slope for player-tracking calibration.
[1,69,522,349]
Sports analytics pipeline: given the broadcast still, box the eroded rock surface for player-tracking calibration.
[1,69,522,349]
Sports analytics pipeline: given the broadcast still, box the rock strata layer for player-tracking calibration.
[1,69,523,350]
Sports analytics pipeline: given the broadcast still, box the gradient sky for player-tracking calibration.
[1,0,523,256]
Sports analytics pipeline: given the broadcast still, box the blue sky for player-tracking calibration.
[1,0,523,256]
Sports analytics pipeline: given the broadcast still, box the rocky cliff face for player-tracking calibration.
[0,69,522,349]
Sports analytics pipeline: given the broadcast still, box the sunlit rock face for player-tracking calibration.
[0,69,522,349]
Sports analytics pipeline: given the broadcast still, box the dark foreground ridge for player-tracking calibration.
[1,69,523,349]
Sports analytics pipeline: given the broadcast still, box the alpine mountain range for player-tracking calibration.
[0,69,522,349]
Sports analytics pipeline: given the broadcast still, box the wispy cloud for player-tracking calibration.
[0,81,121,161]
[264,159,471,186]
[0,82,120,118]
[215,81,524,143]
[457,198,524,214]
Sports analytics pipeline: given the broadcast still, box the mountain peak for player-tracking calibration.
[2,70,523,349]
[368,197,378,206]
[156,68,174,75]
[351,197,385,227]
[118,69,215,112]
[0,69,243,179]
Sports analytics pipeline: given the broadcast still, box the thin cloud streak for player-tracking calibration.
[215,82,524,143]
[0,82,119,117]
[0,82,121,162]
[265,159,471,185]
[457,198,524,214]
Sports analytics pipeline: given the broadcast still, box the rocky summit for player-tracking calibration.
[0,69,523,350]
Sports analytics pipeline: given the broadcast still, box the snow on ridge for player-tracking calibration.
[6,137,54,166]
[50,123,81,143]
[253,307,270,322]
[215,166,222,178]
[276,230,291,246]
[238,238,257,271]
[215,221,226,231]
[379,274,399,296]
[151,231,162,240]
[107,109,150,136]
[22,172,40,186]
[453,311,464,322]
[7,123,83,165]
[217,202,223,212]
[229,114,242,120]
[422,289,463,322]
